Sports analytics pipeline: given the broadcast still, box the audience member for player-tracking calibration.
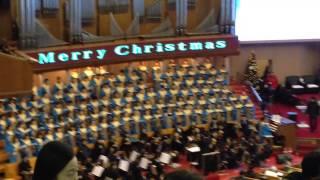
[33,141,78,180]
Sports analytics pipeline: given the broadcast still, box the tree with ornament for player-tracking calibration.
[244,51,259,87]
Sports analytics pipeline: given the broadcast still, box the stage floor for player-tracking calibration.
[268,93,320,139]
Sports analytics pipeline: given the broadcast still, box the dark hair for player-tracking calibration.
[33,141,74,180]
[164,170,203,180]
[302,151,320,179]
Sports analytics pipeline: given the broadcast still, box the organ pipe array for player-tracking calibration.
[81,0,95,23]
[18,0,37,49]
[69,0,82,43]
[42,0,59,14]
[15,0,236,48]
[176,0,188,35]
[220,0,236,34]
[145,0,162,22]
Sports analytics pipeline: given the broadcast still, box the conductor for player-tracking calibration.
[306,97,319,133]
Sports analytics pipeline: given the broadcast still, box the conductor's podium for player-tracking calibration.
[0,52,33,98]
[270,115,297,150]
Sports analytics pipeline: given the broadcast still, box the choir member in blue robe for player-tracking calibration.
[37,78,51,97]
[65,77,79,92]
[78,76,91,91]
[17,97,32,111]
[32,132,43,156]
[4,98,18,112]
[6,136,20,162]
[52,76,64,95]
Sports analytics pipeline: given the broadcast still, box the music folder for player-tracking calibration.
[159,152,171,164]
[91,166,104,177]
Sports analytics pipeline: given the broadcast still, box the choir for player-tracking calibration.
[0,63,257,164]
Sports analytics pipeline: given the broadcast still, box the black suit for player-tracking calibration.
[307,100,319,132]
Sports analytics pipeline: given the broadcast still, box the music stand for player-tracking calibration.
[201,151,220,175]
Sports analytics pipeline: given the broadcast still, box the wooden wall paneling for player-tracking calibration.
[0,53,33,98]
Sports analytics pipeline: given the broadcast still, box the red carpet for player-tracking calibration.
[163,154,302,180]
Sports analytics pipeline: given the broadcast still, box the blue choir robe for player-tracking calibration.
[185,79,195,87]
[62,133,74,147]
[235,103,244,120]
[152,71,161,81]
[52,83,64,95]
[100,87,112,98]
[138,119,148,133]
[18,113,31,123]
[29,124,38,135]
[87,126,98,143]
[116,74,127,83]
[65,82,78,92]
[5,103,17,112]
[6,116,17,127]
[52,94,64,104]
[5,140,20,163]
[160,73,168,80]
[33,138,43,156]
[78,80,90,91]
[89,79,97,89]
[52,108,64,121]
[183,109,193,127]
[37,84,50,97]
[244,102,255,119]
[160,115,168,129]
[110,98,127,108]
[144,115,153,133]
[17,101,32,111]
[64,93,78,103]
[175,111,186,127]
[178,89,191,98]
[136,93,146,102]
[216,108,223,121]
[91,113,100,122]
[225,106,233,121]
[157,90,169,100]
[259,122,272,137]
[121,116,130,133]
[96,127,107,141]
[194,109,203,124]
[109,121,120,137]
[14,128,28,140]
[201,110,209,124]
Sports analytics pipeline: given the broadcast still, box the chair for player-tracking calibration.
[285,76,305,94]
[302,75,319,93]
[4,163,22,180]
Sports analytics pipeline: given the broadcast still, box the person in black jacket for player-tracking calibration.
[306,97,319,132]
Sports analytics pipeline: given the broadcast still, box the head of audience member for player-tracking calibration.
[164,170,203,180]
[33,141,78,180]
[301,150,320,179]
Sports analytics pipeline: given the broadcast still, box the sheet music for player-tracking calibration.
[139,157,150,169]
[99,155,109,166]
[159,152,171,164]
[186,146,201,153]
[91,166,104,177]
[129,151,140,162]
[118,160,130,172]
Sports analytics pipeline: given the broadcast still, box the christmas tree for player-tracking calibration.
[244,52,259,86]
